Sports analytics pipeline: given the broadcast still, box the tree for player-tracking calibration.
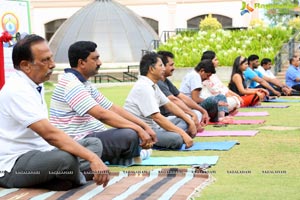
[264,0,299,25]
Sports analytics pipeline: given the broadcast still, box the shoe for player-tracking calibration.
[140,149,152,160]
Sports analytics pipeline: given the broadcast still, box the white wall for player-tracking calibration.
[31,7,80,37]
[126,1,252,36]
[30,1,256,38]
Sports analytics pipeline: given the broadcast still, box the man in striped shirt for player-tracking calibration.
[50,41,157,166]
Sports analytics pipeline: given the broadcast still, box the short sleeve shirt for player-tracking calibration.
[244,67,261,88]
[124,76,169,128]
[179,70,202,98]
[257,66,275,78]
[0,71,54,177]
[285,65,300,87]
[50,69,113,140]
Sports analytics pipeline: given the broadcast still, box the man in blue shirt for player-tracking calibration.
[244,55,281,96]
[285,55,300,91]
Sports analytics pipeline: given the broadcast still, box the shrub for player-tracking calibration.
[199,14,222,31]
[157,26,293,67]
[288,17,300,31]
[249,19,266,28]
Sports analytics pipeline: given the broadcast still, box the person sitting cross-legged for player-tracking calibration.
[200,50,243,114]
[0,34,109,191]
[229,56,268,107]
[244,54,281,97]
[157,50,209,133]
[124,52,196,149]
[50,41,157,166]
[285,55,300,92]
[180,59,230,123]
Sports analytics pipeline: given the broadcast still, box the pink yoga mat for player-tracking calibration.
[231,111,269,117]
[208,119,265,125]
[241,105,289,108]
[196,130,259,137]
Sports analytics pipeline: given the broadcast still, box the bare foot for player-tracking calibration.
[219,116,234,124]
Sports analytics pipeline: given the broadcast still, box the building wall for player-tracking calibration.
[29,0,259,38]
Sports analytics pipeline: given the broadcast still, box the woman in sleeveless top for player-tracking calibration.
[228,56,268,107]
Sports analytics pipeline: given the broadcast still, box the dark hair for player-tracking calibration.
[12,34,45,70]
[157,51,174,66]
[247,54,259,64]
[230,56,247,82]
[201,50,216,61]
[68,41,97,68]
[289,55,298,64]
[140,52,162,76]
[194,59,216,73]
[261,58,271,66]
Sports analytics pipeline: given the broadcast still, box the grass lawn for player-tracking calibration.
[45,83,300,200]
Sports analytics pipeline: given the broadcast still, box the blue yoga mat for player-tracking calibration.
[134,156,219,166]
[180,141,238,151]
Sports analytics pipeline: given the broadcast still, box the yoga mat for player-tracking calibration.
[231,111,269,117]
[0,168,212,200]
[264,98,300,103]
[134,156,219,166]
[180,141,237,151]
[208,119,265,125]
[242,105,289,108]
[196,130,259,137]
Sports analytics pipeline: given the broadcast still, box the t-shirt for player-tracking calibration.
[50,69,113,140]
[243,67,263,88]
[157,79,179,116]
[257,66,275,78]
[179,70,202,98]
[0,71,54,177]
[124,76,169,128]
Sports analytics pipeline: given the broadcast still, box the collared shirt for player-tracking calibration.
[124,76,169,128]
[0,71,54,177]
[285,64,300,87]
[50,68,113,140]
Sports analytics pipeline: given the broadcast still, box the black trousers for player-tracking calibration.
[85,128,140,165]
[0,138,102,188]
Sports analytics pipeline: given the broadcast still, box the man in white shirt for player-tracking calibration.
[256,58,276,78]
[0,34,109,190]
[256,57,292,96]
[124,53,196,149]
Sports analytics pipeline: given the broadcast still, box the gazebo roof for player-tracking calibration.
[49,0,158,64]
